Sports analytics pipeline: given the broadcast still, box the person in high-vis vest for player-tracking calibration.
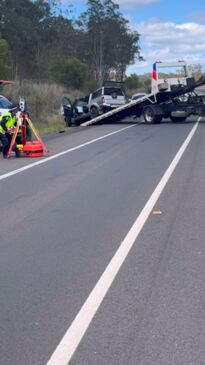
[0,107,20,158]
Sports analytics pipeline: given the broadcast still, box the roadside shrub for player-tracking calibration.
[3,81,68,127]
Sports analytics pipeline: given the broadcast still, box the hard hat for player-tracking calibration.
[9,103,19,114]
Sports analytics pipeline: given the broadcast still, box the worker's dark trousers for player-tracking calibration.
[0,132,19,158]
[0,132,11,157]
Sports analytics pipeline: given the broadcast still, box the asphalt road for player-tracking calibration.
[0,118,205,365]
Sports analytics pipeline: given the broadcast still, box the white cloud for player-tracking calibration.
[115,0,160,7]
[127,19,205,75]
[61,0,159,4]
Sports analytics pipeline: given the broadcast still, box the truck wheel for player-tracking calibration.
[90,107,99,119]
[170,116,187,123]
[143,106,162,124]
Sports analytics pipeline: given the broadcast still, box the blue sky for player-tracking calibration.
[61,0,205,75]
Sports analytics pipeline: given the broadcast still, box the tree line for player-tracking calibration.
[0,0,143,90]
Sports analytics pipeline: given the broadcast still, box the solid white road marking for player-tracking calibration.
[47,119,200,365]
[0,125,135,181]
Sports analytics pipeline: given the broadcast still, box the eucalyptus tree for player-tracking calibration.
[77,0,142,84]
[0,0,53,79]
[0,36,11,78]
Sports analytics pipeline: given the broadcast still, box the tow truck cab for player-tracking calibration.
[151,61,194,94]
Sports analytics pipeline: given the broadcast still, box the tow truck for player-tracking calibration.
[81,60,205,126]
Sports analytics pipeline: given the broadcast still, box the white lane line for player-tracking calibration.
[0,125,135,181]
[47,119,200,365]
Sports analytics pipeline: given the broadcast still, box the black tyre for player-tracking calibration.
[143,106,162,124]
[170,116,187,123]
[90,107,99,119]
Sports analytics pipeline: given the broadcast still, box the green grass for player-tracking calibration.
[36,120,67,135]
[3,80,77,130]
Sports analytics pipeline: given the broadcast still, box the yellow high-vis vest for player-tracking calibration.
[0,112,16,134]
